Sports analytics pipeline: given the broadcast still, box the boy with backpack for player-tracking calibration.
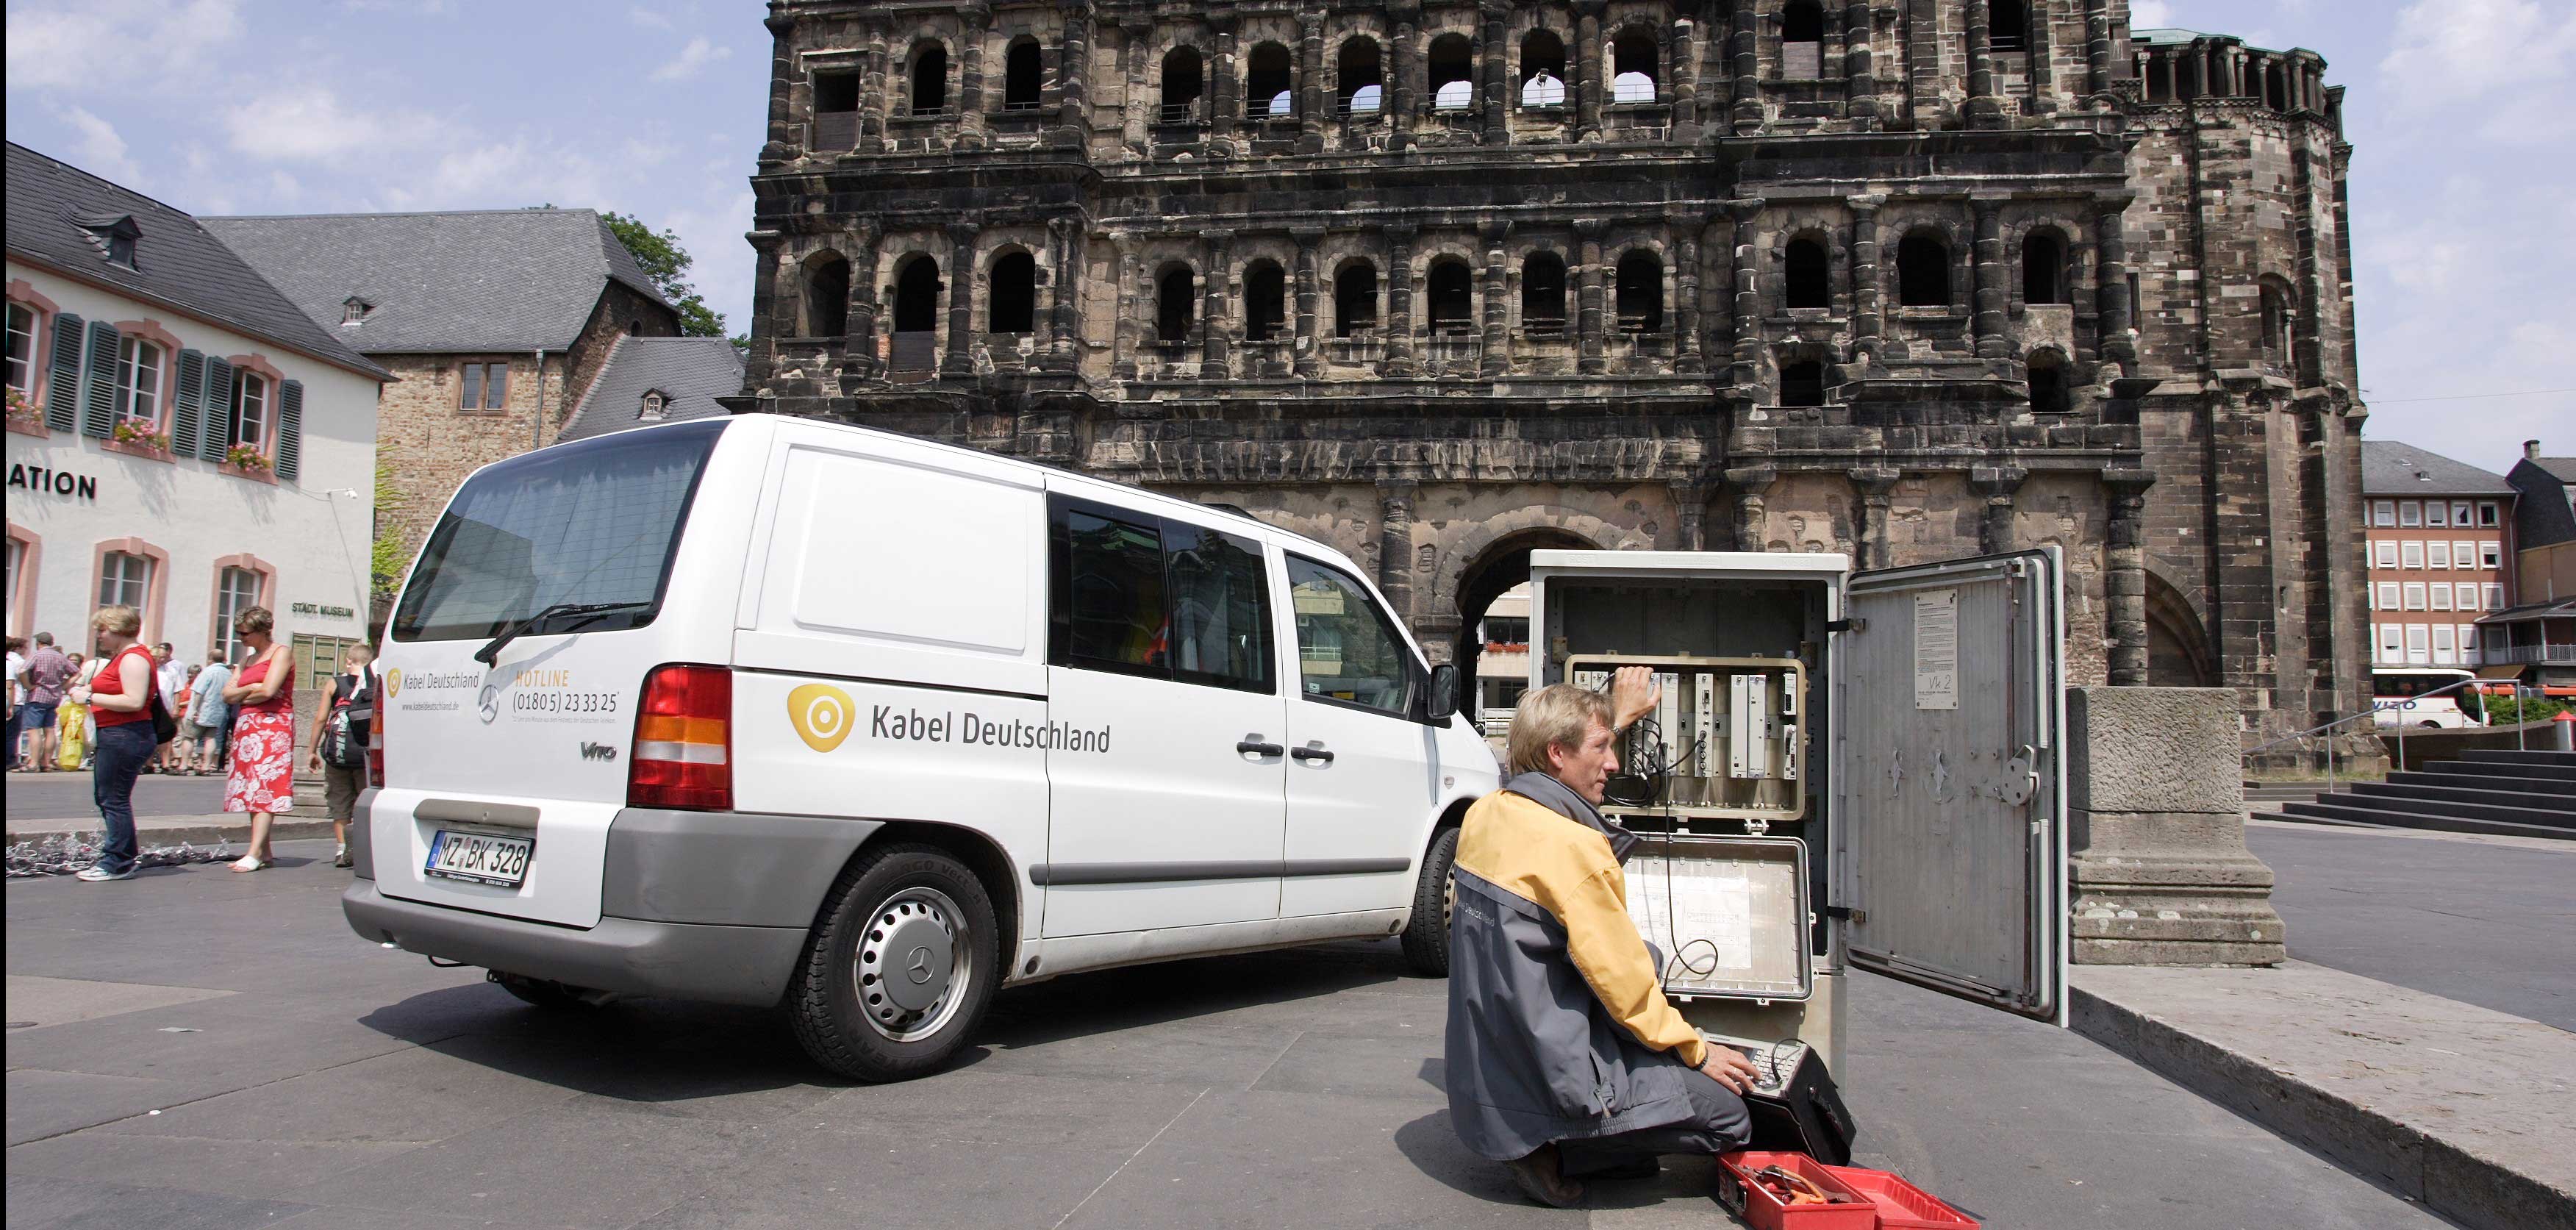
[306,644,376,869]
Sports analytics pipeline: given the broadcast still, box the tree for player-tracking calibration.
[601,210,728,338]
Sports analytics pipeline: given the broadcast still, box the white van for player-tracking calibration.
[344,415,1497,1081]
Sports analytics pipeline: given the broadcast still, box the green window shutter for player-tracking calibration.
[171,348,206,458]
[44,311,85,432]
[274,379,304,482]
[79,321,121,439]
[200,357,234,462]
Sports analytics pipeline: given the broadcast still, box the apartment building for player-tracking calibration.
[2361,441,2515,668]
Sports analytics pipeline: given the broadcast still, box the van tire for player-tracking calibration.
[788,843,999,1083]
[1400,826,1461,977]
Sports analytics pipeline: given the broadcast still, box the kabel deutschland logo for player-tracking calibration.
[383,668,403,698]
[787,683,854,752]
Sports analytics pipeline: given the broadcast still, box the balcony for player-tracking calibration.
[2481,644,2576,665]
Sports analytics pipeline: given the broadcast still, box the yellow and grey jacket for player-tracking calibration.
[1444,770,1709,1161]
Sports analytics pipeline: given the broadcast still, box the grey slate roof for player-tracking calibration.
[2360,440,2517,496]
[3,142,388,380]
[201,207,670,354]
[2507,451,2576,548]
[554,335,744,443]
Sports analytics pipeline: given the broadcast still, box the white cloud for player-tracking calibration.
[4,0,241,91]
[630,7,673,29]
[222,86,446,160]
[2130,1,2178,29]
[51,105,143,185]
[2383,0,2576,98]
[651,36,731,82]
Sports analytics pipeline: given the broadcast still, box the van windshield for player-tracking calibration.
[390,419,725,643]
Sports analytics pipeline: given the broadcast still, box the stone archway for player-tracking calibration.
[1427,507,1655,691]
[2144,567,2215,687]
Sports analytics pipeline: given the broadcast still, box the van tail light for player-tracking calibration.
[367,691,386,789]
[629,664,732,811]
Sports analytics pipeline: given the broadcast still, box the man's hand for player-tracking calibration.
[1608,665,1660,731]
[1698,1046,1763,1095]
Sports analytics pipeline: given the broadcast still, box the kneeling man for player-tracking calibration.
[1446,668,1761,1206]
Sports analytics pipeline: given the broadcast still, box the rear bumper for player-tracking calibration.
[341,881,807,1006]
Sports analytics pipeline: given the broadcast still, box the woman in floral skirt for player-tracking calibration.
[221,606,296,871]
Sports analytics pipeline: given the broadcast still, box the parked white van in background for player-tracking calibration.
[344,416,1497,1081]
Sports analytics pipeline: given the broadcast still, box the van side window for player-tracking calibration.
[1286,555,1417,716]
[1050,498,1276,694]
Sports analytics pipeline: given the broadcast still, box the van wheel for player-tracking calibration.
[490,972,598,1009]
[788,843,999,1083]
[1400,826,1461,977]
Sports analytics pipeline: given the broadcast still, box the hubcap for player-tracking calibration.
[855,887,970,1042]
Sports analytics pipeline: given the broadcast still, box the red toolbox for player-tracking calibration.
[1822,1165,1980,1229]
[1716,1151,1878,1230]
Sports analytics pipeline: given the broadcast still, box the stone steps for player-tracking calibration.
[2272,797,2575,842]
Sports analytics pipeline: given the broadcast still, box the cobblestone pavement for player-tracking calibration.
[7,842,2455,1229]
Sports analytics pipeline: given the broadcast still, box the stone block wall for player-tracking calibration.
[371,353,573,562]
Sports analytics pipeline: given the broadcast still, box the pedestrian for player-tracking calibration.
[65,605,159,882]
[185,648,233,776]
[21,631,74,771]
[4,634,24,772]
[56,651,94,770]
[307,643,376,869]
[220,607,296,871]
[153,643,191,773]
[1445,668,1760,1208]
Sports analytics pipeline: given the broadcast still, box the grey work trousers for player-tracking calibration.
[1555,1065,1753,1177]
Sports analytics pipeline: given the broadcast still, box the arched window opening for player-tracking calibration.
[1431,34,1475,111]
[892,256,940,334]
[988,251,1037,334]
[1522,252,1568,334]
[1334,262,1379,336]
[1615,252,1664,333]
[1003,39,1042,112]
[909,44,949,115]
[1244,261,1287,341]
[1520,30,1568,107]
[1338,38,1384,115]
[1897,232,1950,307]
[2027,350,2070,413]
[801,251,850,337]
[1781,359,1825,407]
[1427,260,1475,332]
[1782,1,1824,77]
[1161,48,1205,122]
[1990,0,2030,53]
[2258,281,2293,362]
[1611,32,1659,103]
[1784,236,1830,310]
[1156,267,1194,343]
[1248,42,1294,118]
[2022,231,2068,305]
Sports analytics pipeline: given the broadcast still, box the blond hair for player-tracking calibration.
[1505,683,1614,776]
[236,605,275,637]
[90,605,142,636]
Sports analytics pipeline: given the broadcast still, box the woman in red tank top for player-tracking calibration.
[65,605,158,881]
[221,605,296,871]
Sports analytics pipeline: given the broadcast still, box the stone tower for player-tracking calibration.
[734,1,2369,751]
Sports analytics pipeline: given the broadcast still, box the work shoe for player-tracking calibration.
[1506,1143,1586,1209]
[75,864,135,882]
[334,847,353,869]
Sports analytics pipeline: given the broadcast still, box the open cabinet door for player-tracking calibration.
[1836,547,2066,1023]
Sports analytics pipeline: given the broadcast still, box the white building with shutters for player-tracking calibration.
[4,142,388,674]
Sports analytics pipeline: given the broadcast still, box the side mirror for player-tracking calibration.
[1423,663,1461,725]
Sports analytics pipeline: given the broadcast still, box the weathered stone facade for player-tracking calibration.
[737,1,2371,749]
[369,352,576,557]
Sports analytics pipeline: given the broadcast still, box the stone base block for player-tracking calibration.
[2070,807,2288,967]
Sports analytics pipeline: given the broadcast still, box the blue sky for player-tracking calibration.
[5,0,2569,476]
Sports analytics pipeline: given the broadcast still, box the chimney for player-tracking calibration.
[2529,440,2544,460]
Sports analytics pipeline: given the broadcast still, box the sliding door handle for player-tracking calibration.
[1237,737,1285,757]
[1289,744,1336,764]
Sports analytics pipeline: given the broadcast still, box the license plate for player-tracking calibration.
[424,829,534,888]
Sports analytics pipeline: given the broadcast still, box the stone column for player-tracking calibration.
[1972,464,2025,554]
[1726,463,1775,551]
[759,12,798,163]
[1728,0,1759,132]
[1045,216,1082,371]
[2067,687,2288,967]
[2096,195,2136,376]
[1211,14,1239,148]
[1575,220,1608,375]
[1200,229,1234,380]
[2105,468,2156,685]
[1848,194,1883,375]
[1669,16,1700,140]
[1667,480,1711,550]
[1110,234,1140,379]
[956,4,992,150]
[1391,18,1420,149]
[1298,10,1326,153]
[2025,0,2055,110]
[943,221,980,376]
[1481,1,1511,143]
[1576,0,1607,138]
[2084,0,2114,103]
[1479,219,1510,378]
[1292,226,1323,377]
[1972,197,2008,359]
[1670,212,1705,374]
[1851,466,1900,568]
[1385,223,1419,376]
[1964,0,2003,129]
[745,230,784,387]
[1842,0,1878,129]
[840,220,884,382]
[1056,3,1092,149]
[862,24,891,151]
[1726,199,1765,390]
[1378,480,1417,621]
[1121,21,1152,155]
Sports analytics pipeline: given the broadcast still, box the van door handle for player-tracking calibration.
[1290,743,1335,764]
[1237,737,1285,757]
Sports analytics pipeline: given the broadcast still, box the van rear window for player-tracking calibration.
[390,419,725,643]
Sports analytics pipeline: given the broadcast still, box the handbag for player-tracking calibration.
[148,684,179,745]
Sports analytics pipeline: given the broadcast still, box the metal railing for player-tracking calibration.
[2241,675,2496,791]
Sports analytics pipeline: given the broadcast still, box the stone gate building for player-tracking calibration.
[733,0,2370,748]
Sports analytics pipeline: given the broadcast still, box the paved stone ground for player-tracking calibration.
[5,768,228,824]
[7,842,2456,1230]
[2248,819,2576,1030]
